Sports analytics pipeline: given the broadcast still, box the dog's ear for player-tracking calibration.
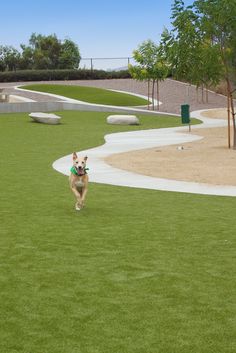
[73,152,78,160]
[84,156,88,161]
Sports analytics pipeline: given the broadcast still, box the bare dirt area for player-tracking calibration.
[201,108,230,119]
[106,109,236,186]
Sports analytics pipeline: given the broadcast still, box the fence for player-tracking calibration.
[79,57,135,71]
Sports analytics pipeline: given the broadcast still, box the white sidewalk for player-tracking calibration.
[53,109,236,197]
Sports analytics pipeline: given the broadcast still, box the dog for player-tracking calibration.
[69,152,89,211]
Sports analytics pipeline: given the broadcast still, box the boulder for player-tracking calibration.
[107,114,139,125]
[29,112,61,125]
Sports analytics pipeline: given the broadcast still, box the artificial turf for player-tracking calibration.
[21,84,150,106]
[0,111,235,353]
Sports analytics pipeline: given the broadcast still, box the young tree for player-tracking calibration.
[161,0,236,148]
[193,42,223,102]
[169,0,199,83]
[193,0,236,148]
[129,40,169,110]
[160,0,222,100]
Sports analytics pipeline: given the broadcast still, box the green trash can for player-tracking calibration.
[181,104,190,124]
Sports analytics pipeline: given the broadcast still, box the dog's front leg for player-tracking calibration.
[80,187,88,208]
[71,187,83,210]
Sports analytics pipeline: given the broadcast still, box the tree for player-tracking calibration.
[0,46,7,71]
[160,0,236,148]
[160,1,222,101]
[19,45,34,70]
[26,33,62,69]
[20,33,81,70]
[58,39,81,69]
[129,40,169,110]
[0,45,20,71]
[193,0,236,148]
[169,0,199,83]
[193,41,223,102]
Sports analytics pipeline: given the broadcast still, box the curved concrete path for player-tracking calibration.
[3,78,229,114]
[15,85,160,110]
[53,109,236,197]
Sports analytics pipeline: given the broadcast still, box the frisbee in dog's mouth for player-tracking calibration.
[70,166,89,176]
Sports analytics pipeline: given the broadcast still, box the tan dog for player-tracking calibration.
[69,152,89,211]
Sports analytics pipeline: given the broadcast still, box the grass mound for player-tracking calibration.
[21,84,150,106]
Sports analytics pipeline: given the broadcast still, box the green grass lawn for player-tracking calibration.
[21,84,150,106]
[0,111,235,353]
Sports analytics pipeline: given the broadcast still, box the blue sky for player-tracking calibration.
[1,0,193,69]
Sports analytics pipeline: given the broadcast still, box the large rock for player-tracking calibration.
[29,112,61,125]
[107,114,139,125]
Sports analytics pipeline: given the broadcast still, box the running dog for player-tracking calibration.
[69,152,89,211]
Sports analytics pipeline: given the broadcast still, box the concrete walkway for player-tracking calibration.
[2,79,235,196]
[52,109,236,197]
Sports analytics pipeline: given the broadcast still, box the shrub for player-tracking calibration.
[0,69,131,82]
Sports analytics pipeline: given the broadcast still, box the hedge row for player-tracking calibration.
[0,69,131,82]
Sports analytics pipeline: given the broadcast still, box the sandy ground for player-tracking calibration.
[201,108,230,119]
[106,109,236,186]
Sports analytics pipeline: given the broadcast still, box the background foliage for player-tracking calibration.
[0,33,81,71]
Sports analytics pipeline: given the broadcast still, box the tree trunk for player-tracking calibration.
[205,86,209,103]
[196,86,199,103]
[147,79,150,110]
[230,95,236,149]
[226,78,236,149]
[201,84,204,103]
[227,92,231,149]
[156,80,160,110]
[186,84,190,104]
[152,80,155,110]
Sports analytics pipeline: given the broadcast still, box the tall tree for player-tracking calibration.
[0,46,7,71]
[58,39,81,69]
[0,46,20,71]
[27,33,62,69]
[19,45,34,70]
[20,33,81,70]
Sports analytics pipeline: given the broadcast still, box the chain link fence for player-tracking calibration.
[79,57,135,71]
